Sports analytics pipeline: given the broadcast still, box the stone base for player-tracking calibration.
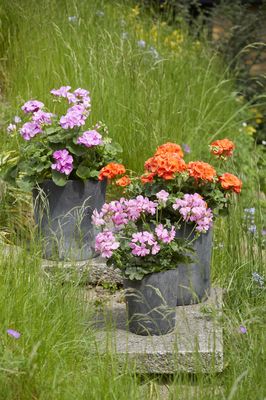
[41,256,123,285]
[94,287,223,374]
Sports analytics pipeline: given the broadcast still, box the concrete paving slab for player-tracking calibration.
[41,256,123,285]
[94,288,223,374]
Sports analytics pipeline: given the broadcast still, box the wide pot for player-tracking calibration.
[32,179,107,261]
[123,269,178,336]
[175,224,213,306]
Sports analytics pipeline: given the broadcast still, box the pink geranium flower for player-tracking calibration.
[77,130,103,147]
[51,149,74,175]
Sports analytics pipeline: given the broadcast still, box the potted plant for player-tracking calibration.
[91,192,211,335]
[96,139,242,308]
[1,86,125,260]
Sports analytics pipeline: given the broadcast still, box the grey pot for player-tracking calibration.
[123,269,178,336]
[175,224,213,305]
[32,179,107,261]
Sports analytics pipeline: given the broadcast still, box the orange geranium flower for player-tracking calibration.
[144,153,186,180]
[210,138,235,158]
[98,163,126,181]
[219,173,242,193]
[187,161,216,182]
[141,173,155,184]
[116,175,131,187]
[155,142,184,158]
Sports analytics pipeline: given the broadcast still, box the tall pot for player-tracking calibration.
[32,179,107,261]
[175,224,213,305]
[123,269,178,336]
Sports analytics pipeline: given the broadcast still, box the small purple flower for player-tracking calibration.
[248,224,257,234]
[182,143,191,154]
[7,329,21,339]
[77,130,103,147]
[137,39,146,48]
[244,208,255,215]
[239,325,247,334]
[32,110,53,126]
[252,272,264,287]
[51,149,74,175]
[50,86,71,98]
[21,100,44,114]
[156,190,169,205]
[14,116,21,124]
[7,124,16,133]
[262,229,266,236]
[19,122,42,141]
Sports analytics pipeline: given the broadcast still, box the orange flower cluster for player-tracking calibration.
[155,142,184,158]
[98,163,126,181]
[141,172,156,184]
[219,173,242,193]
[210,138,235,158]
[187,161,216,182]
[116,175,131,187]
[144,152,186,180]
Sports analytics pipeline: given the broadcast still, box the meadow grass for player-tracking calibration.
[0,0,250,171]
[0,0,265,399]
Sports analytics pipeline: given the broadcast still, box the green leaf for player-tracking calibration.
[67,143,86,156]
[76,165,98,179]
[45,126,61,135]
[47,130,73,143]
[52,170,68,186]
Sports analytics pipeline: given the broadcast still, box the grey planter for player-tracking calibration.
[123,269,178,336]
[175,224,213,305]
[32,179,107,261]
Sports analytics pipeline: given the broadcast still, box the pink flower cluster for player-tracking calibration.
[155,224,176,243]
[60,104,88,129]
[20,122,43,141]
[77,130,103,147]
[21,100,44,114]
[95,231,120,258]
[51,149,74,175]
[50,86,91,108]
[50,86,91,129]
[156,190,169,205]
[20,100,54,140]
[129,231,160,256]
[32,110,53,126]
[92,195,157,228]
[173,193,213,232]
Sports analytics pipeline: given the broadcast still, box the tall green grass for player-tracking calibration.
[0,194,265,399]
[0,0,248,171]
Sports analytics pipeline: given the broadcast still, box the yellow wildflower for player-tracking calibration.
[245,125,256,135]
[130,5,140,18]
[150,25,158,42]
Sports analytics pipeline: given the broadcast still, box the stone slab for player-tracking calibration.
[41,257,123,285]
[94,287,223,374]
